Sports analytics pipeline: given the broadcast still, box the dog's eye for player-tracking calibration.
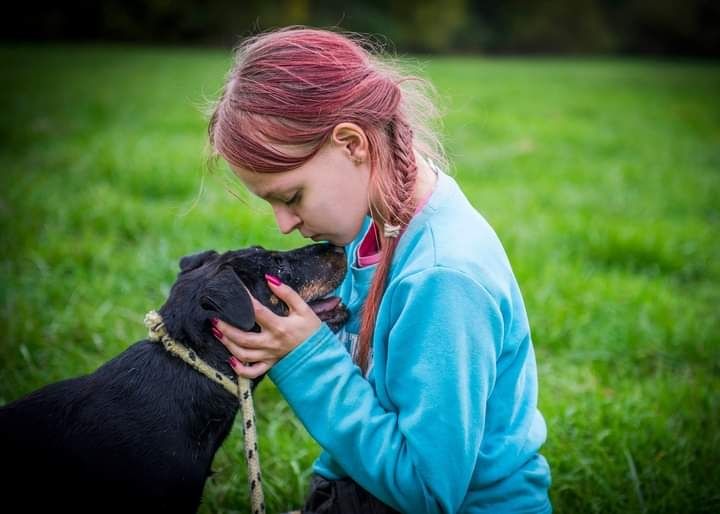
[271,255,289,278]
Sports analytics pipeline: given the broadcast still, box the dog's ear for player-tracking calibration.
[179,250,219,272]
[200,267,255,331]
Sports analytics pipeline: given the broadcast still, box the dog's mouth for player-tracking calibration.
[307,293,341,319]
[308,295,341,316]
[307,292,347,326]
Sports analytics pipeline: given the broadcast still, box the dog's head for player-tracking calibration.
[156,243,348,373]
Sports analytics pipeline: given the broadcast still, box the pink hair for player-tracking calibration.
[207,25,448,374]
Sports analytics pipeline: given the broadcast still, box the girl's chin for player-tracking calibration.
[329,235,351,246]
[310,232,349,246]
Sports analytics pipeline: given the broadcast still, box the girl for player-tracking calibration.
[207,26,551,514]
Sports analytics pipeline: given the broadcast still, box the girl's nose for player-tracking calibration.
[272,206,302,234]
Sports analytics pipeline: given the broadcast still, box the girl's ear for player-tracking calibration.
[332,122,368,163]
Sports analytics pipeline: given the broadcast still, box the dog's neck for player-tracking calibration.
[145,310,239,395]
[153,310,235,380]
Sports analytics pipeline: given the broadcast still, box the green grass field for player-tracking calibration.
[1,44,718,513]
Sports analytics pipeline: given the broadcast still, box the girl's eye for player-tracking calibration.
[284,192,300,206]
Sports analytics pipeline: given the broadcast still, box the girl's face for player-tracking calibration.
[231,130,371,247]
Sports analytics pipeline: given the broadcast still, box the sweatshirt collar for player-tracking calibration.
[346,159,453,267]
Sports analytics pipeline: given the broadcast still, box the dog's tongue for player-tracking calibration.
[309,296,341,314]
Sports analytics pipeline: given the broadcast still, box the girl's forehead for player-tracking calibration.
[232,164,303,199]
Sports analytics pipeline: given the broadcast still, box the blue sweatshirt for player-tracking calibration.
[267,164,552,513]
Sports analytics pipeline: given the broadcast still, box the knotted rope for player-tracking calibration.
[144,310,266,514]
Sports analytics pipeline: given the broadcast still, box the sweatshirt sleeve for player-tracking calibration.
[267,266,503,513]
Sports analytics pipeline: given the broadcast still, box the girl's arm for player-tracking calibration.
[268,266,502,514]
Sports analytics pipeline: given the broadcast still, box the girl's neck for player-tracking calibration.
[368,151,436,211]
[370,152,437,250]
[412,150,438,204]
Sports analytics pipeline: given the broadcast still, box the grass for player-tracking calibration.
[0,43,718,513]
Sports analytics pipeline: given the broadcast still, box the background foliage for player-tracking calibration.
[3,0,719,55]
[0,43,718,512]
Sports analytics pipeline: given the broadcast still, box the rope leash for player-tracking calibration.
[144,310,266,514]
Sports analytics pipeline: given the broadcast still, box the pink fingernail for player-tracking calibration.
[210,318,219,327]
[228,356,239,368]
[265,273,282,286]
[212,327,223,340]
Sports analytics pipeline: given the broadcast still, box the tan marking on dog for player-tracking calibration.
[297,281,331,302]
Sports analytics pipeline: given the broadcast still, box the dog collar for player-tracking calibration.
[144,310,238,395]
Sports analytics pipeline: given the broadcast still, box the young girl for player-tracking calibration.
[207,26,551,514]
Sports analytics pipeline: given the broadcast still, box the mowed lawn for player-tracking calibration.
[0,44,718,513]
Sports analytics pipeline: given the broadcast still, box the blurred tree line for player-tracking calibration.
[3,0,719,55]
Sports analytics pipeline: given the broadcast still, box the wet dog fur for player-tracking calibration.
[0,243,347,513]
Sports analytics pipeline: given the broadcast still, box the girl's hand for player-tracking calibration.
[213,274,322,379]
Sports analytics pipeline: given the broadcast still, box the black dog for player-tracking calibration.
[0,243,348,514]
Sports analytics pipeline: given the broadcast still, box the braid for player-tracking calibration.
[386,115,419,226]
[355,113,419,375]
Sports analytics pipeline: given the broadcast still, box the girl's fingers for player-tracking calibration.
[264,274,311,313]
[228,358,272,379]
[214,319,265,349]
[249,296,280,329]
[224,344,267,364]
